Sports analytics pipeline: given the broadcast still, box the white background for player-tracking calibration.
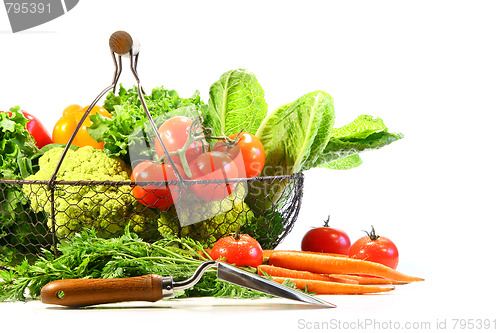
[1,1,499,332]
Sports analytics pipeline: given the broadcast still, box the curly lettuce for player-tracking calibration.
[88,85,208,166]
[0,106,47,263]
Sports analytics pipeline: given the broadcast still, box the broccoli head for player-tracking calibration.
[23,146,154,238]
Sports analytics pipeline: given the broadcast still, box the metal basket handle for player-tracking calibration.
[47,31,185,192]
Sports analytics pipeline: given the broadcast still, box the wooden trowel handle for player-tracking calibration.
[40,274,164,307]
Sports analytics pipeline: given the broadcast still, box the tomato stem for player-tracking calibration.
[323,215,331,227]
[204,128,245,149]
[233,224,241,241]
[169,116,247,179]
[206,134,231,142]
[363,225,380,241]
[171,118,207,178]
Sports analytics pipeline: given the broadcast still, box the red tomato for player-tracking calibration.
[213,132,265,178]
[1,110,53,148]
[188,151,239,201]
[154,116,205,164]
[301,216,351,255]
[349,226,399,269]
[211,234,263,268]
[131,160,186,210]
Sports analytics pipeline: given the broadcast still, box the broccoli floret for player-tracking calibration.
[23,146,154,238]
[158,184,255,247]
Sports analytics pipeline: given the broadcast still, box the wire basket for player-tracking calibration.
[0,31,305,263]
[0,173,303,263]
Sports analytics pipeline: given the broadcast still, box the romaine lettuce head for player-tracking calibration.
[204,69,267,137]
[256,90,336,176]
[249,91,403,211]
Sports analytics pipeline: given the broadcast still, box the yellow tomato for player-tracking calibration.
[53,105,111,149]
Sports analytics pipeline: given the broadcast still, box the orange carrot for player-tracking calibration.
[272,277,395,295]
[257,265,359,284]
[329,274,403,285]
[268,251,423,283]
[302,251,348,258]
[263,249,347,259]
[262,249,275,259]
[196,249,212,260]
[324,275,360,285]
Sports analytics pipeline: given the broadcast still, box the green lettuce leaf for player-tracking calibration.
[313,115,404,169]
[0,106,38,180]
[331,114,388,139]
[205,69,267,136]
[256,91,335,175]
[0,106,49,263]
[88,85,207,166]
[320,154,363,170]
[247,91,335,212]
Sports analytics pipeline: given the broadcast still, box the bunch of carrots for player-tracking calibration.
[256,250,423,295]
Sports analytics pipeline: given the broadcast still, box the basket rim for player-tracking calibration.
[0,172,304,186]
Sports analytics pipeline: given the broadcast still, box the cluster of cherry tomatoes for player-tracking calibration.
[131,116,266,210]
[301,217,399,269]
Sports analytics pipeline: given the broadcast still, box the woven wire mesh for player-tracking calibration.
[0,173,303,263]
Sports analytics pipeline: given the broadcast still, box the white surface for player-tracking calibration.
[1,1,500,332]
[0,281,498,333]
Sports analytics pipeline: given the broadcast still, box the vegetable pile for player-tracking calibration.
[0,107,55,263]
[301,219,400,269]
[258,249,422,295]
[204,223,422,296]
[22,146,154,239]
[5,68,401,250]
[1,66,410,303]
[0,226,422,302]
[0,228,268,302]
[89,86,207,166]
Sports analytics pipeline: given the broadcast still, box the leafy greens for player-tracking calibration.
[255,92,403,175]
[255,91,336,175]
[0,106,39,179]
[0,227,269,302]
[202,69,403,215]
[0,107,52,264]
[312,115,404,169]
[204,69,267,137]
[88,85,208,166]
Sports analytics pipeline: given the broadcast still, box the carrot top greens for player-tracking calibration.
[0,227,270,302]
